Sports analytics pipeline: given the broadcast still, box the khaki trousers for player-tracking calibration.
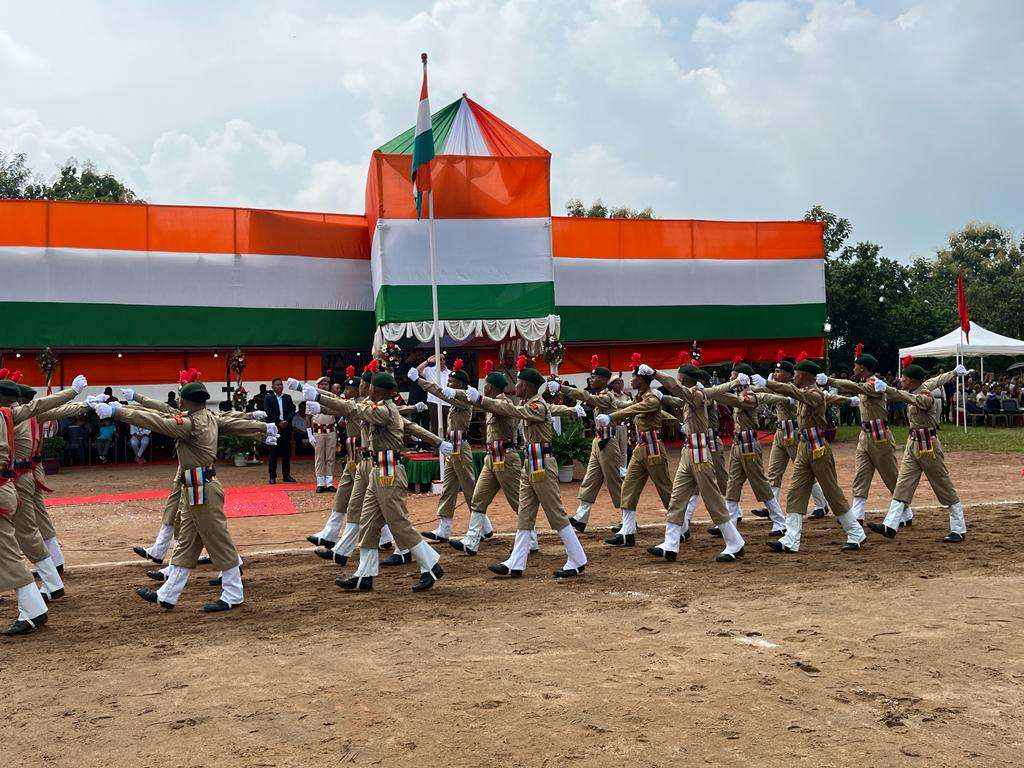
[169,479,240,572]
[577,437,623,508]
[356,464,423,551]
[330,459,357,521]
[767,433,798,488]
[725,446,774,503]
[892,439,960,507]
[161,481,183,529]
[437,449,477,519]
[851,431,900,498]
[30,483,58,541]
[13,475,50,563]
[619,441,672,511]
[345,460,372,525]
[666,452,730,526]
[0,484,34,591]
[515,456,569,531]
[711,446,727,494]
[785,443,850,516]
[313,432,338,480]
[471,453,521,513]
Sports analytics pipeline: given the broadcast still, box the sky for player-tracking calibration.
[1,0,1021,261]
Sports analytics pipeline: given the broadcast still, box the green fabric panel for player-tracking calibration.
[0,302,375,348]
[375,282,555,324]
[412,130,436,173]
[377,97,461,155]
[403,450,485,485]
[556,303,827,342]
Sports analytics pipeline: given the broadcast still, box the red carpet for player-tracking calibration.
[47,482,317,518]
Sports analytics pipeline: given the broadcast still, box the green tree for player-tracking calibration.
[0,151,34,199]
[565,198,653,219]
[25,158,141,203]
[803,203,852,256]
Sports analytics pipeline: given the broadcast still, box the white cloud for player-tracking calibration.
[0,28,46,70]
[296,159,367,213]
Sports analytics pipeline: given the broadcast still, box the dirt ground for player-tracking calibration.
[4,443,1024,767]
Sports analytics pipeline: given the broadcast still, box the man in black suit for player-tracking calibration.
[264,378,297,484]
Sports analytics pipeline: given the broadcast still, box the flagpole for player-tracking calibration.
[959,330,967,433]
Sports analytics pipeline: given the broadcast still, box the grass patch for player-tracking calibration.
[833,425,1024,453]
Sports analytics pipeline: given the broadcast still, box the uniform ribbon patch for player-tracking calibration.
[778,419,797,446]
[526,442,547,481]
[910,428,936,457]
[487,440,506,471]
[376,450,399,486]
[640,430,663,464]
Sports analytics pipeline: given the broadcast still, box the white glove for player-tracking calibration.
[695,381,705,390]
[249,410,267,421]
[954,364,970,376]
[85,394,109,405]
[466,386,481,403]
[651,388,664,400]
[265,423,279,445]
[547,380,560,394]
[873,378,887,393]
[849,396,860,407]
[120,388,136,402]
[306,428,317,447]
[815,373,828,386]
[92,401,115,420]
[439,440,454,457]
[752,374,767,388]
[787,397,795,405]
[441,386,456,400]
[574,403,586,418]
[637,364,654,376]
[286,377,303,392]
[407,367,419,382]
[71,374,88,394]
[595,414,612,428]
[736,372,751,387]
[305,401,322,416]
[414,401,428,412]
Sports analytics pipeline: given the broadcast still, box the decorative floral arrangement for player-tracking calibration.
[36,347,59,387]
[380,341,403,372]
[232,386,248,411]
[229,347,246,380]
[542,335,564,368]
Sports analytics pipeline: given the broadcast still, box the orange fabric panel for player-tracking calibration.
[756,221,825,259]
[373,153,550,219]
[466,98,550,157]
[0,200,47,246]
[558,339,826,375]
[57,351,185,386]
[692,221,757,261]
[48,201,148,250]
[237,209,370,260]
[365,156,382,236]
[3,357,47,387]
[552,217,620,259]
[148,205,236,253]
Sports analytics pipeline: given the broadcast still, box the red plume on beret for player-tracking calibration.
[0,368,8,379]
[178,368,201,384]
[630,352,642,368]
[776,349,785,363]
[516,353,527,371]
[482,359,495,376]
[345,365,355,378]
[452,358,464,373]
[368,359,380,373]
[677,350,690,365]
[901,355,914,367]
[590,354,600,370]
[854,342,865,359]
[796,351,809,362]
[732,355,743,366]
[10,371,23,382]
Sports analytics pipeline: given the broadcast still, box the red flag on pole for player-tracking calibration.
[957,271,971,341]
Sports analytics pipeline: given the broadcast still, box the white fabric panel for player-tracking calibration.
[374,315,559,350]
[899,321,1024,358]
[552,257,825,307]
[0,247,374,312]
[371,218,552,293]
[442,99,491,156]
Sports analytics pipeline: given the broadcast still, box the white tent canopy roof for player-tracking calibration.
[899,321,1024,358]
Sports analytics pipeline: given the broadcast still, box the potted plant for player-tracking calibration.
[42,436,66,475]
[221,435,257,467]
[550,419,591,483]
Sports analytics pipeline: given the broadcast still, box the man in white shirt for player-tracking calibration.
[420,354,451,434]
[130,424,151,464]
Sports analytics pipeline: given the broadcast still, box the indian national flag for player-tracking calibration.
[412,53,434,218]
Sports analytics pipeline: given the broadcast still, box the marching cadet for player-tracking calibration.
[762,355,866,552]
[648,359,746,562]
[464,366,588,579]
[608,376,630,478]
[826,345,913,527]
[750,355,830,523]
[448,362,515,556]
[92,377,276,611]
[308,376,340,494]
[596,356,672,547]
[409,356,476,543]
[564,357,624,533]
[705,381,728,495]
[867,361,969,543]
[0,370,87,636]
[303,372,450,592]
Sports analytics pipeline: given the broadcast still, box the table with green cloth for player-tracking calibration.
[402,450,487,487]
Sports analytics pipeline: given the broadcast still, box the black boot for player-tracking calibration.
[841,541,863,551]
[381,551,413,566]
[202,599,240,612]
[132,545,163,565]
[449,539,477,556]
[137,588,174,609]
[306,535,336,548]
[942,531,966,543]
[315,486,327,494]
[610,523,622,533]
[197,555,212,565]
[412,564,444,592]
[315,548,348,566]
[2,611,48,636]
[604,533,635,547]
[336,575,373,591]
[554,565,585,578]
[866,521,897,539]
[325,485,337,493]
[482,530,495,541]
[647,545,677,562]
[750,507,770,518]
[767,541,795,553]
[146,570,166,582]
[809,506,828,519]
[487,563,523,578]
[716,546,745,562]
[40,587,65,603]
[707,526,723,538]
[421,530,449,543]
[378,541,394,552]
[569,517,587,533]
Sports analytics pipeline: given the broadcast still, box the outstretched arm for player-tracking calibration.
[12,389,77,424]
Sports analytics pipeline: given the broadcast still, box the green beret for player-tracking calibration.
[794,359,821,375]
[486,371,509,390]
[592,366,613,379]
[0,379,20,397]
[855,353,878,372]
[775,360,795,373]
[450,369,470,386]
[517,367,545,388]
[179,381,210,403]
[902,364,926,381]
[734,363,754,376]
[18,385,36,401]
[678,364,702,380]
[371,372,397,390]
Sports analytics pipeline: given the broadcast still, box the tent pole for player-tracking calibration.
[959,332,967,433]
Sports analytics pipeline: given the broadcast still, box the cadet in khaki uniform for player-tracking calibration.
[0,371,87,636]
[597,361,673,547]
[564,361,624,533]
[867,363,968,543]
[826,347,913,526]
[449,367,518,556]
[647,362,746,562]
[94,380,275,611]
[409,356,476,543]
[752,358,830,522]
[466,367,588,579]
[763,358,866,552]
[705,393,728,494]
[304,372,449,592]
[308,376,340,494]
